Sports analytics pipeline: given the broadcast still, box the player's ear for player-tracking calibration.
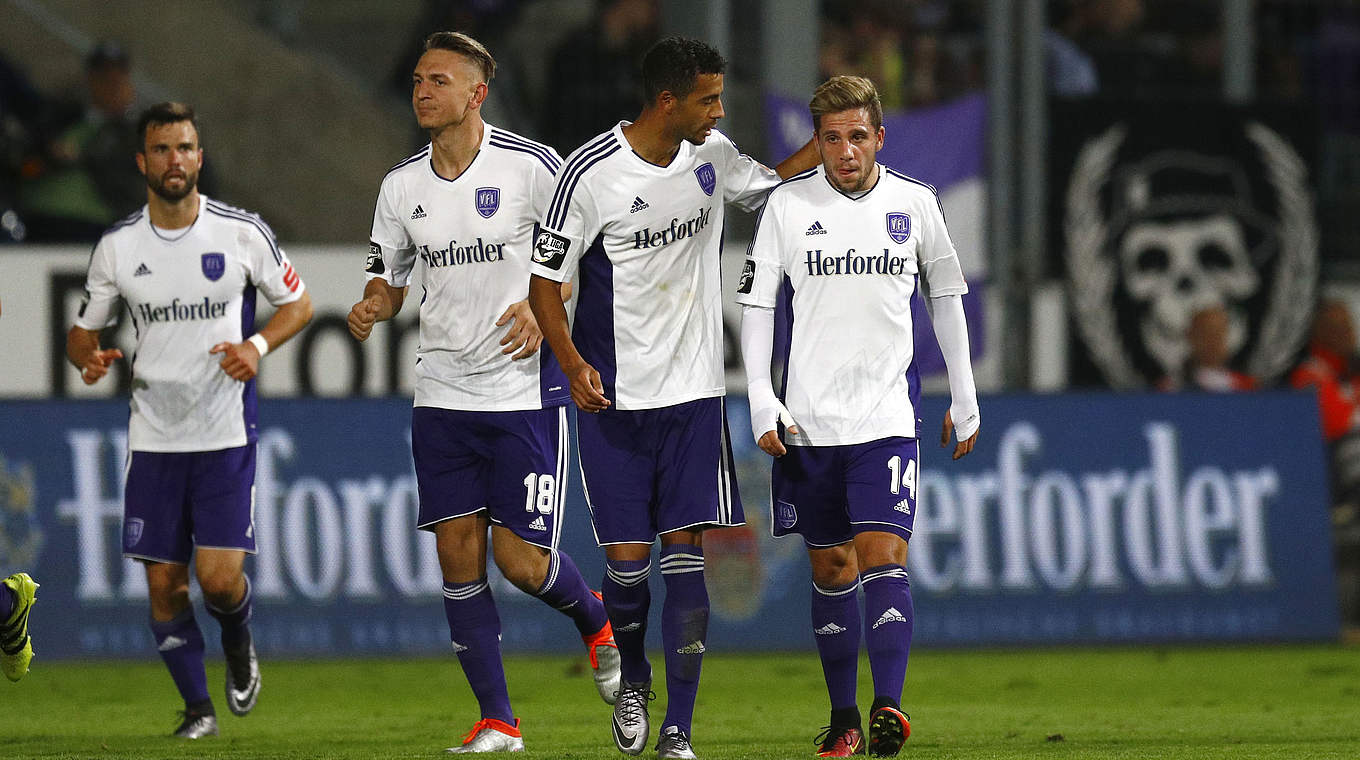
[469,82,488,110]
[876,125,885,150]
[135,151,146,176]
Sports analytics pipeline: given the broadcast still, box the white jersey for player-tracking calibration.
[530,122,779,410]
[75,195,306,452]
[367,124,569,411]
[735,165,968,445]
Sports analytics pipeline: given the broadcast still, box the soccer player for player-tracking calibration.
[528,36,817,759]
[736,76,979,758]
[346,32,619,754]
[66,102,313,738]
[1,572,38,682]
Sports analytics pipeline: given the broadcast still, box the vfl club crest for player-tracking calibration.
[124,517,144,546]
[886,212,911,244]
[1063,119,1317,388]
[475,187,500,219]
[201,252,226,282]
[694,162,716,196]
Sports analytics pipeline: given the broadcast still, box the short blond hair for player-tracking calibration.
[809,75,882,131]
[425,31,496,82]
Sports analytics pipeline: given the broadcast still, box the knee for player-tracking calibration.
[494,551,547,594]
[809,549,858,588]
[198,568,242,605]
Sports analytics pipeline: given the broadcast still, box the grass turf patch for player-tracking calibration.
[2,645,1357,758]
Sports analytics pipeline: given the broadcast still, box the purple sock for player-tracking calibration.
[812,579,862,711]
[603,557,652,685]
[150,609,211,709]
[534,550,609,636]
[659,544,708,736]
[861,564,913,705]
[443,579,513,723]
[205,573,253,652]
[0,583,14,620]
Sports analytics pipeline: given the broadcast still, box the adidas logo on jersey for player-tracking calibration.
[893,498,912,514]
[528,516,546,531]
[411,204,426,219]
[134,262,152,277]
[675,640,706,655]
[630,196,650,213]
[814,623,847,635]
[451,640,469,653]
[616,622,642,632]
[872,607,908,629]
[806,221,827,235]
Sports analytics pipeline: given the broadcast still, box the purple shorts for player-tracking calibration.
[771,437,919,547]
[577,396,744,545]
[122,444,258,564]
[412,405,567,549]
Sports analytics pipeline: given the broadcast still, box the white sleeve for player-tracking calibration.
[733,195,786,309]
[366,177,417,287]
[530,149,562,218]
[917,192,968,298]
[531,169,599,283]
[74,238,121,330]
[741,304,783,442]
[929,294,979,441]
[243,219,305,306]
[717,131,780,212]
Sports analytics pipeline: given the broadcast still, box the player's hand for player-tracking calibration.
[79,348,123,385]
[566,360,610,412]
[755,406,800,457]
[210,341,261,382]
[347,296,383,341]
[941,409,978,460]
[496,299,543,360]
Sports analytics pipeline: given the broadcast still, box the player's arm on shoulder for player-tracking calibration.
[66,326,123,385]
[774,137,819,179]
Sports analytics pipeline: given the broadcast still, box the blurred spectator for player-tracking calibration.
[1157,305,1257,392]
[540,0,658,155]
[1046,0,1099,96]
[18,41,143,242]
[0,52,47,243]
[821,0,981,111]
[1291,300,1360,443]
[1293,299,1360,626]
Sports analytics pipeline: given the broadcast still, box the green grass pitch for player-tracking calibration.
[3,646,1357,758]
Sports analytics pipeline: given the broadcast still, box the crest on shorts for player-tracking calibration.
[124,517,144,546]
[886,213,911,244]
[475,187,500,218]
[775,500,798,530]
[201,252,226,281]
[694,163,716,196]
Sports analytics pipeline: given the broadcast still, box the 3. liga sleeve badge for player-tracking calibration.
[532,226,569,270]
